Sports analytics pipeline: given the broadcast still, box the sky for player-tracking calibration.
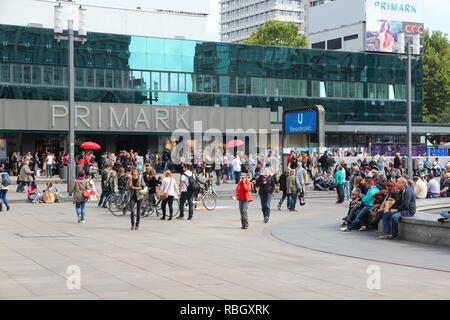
[77,0,449,41]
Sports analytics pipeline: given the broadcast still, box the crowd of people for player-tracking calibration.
[2,146,450,235]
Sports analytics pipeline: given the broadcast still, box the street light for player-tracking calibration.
[398,32,422,179]
[53,2,87,191]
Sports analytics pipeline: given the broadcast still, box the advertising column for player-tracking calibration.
[365,0,424,53]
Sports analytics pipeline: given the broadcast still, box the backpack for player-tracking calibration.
[1,172,11,186]
[184,173,200,195]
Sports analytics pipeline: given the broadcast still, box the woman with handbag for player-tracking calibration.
[127,168,146,230]
[160,170,178,220]
[71,169,90,224]
[286,169,298,212]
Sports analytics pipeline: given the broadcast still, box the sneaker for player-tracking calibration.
[135,226,139,230]
[379,235,392,240]
[77,217,81,223]
[340,222,348,228]
[277,204,281,211]
[131,225,135,230]
[81,220,85,224]
[358,226,367,232]
[7,205,11,211]
[437,218,448,223]
[176,215,184,220]
[264,218,269,223]
[340,226,351,232]
[187,216,193,220]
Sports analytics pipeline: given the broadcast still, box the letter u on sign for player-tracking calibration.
[297,114,303,125]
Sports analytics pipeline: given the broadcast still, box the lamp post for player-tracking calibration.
[54,3,87,191]
[399,33,421,179]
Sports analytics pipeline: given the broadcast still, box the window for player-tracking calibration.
[237,76,245,94]
[344,34,358,41]
[43,66,53,85]
[151,72,160,90]
[105,69,113,88]
[179,73,186,91]
[1,64,10,82]
[23,65,31,84]
[12,64,22,83]
[54,67,64,86]
[32,65,41,85]
[96,69,105,88]
[86,69,95,87]
[327,38,342,50]
[170,73,178,91]
[74,68,83,87]
[113,70,122,89]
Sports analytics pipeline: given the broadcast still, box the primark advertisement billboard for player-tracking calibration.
[365,0,424,53]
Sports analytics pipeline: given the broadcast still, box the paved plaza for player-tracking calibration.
[1,191,450,300]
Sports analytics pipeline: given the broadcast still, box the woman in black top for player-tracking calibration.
[126,168,145,230]
[145,168,160,204]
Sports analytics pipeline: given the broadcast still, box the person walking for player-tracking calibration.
[45,153,54,178]
[71,170,90,224]
[277,170,288,210]
[160,170,178,220]
[255,168,276,223]
[17,160,34,193]
[235,173,253,229]
[178,163,195,220]
[98,165,112,208]
[0,164,11,211]
[231,155,242,184]
[286,169,298,211]
[127,168,146,230]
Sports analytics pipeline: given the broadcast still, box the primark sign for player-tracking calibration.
[0,99,270,133]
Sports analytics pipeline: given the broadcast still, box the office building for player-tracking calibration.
[221,0,308,43]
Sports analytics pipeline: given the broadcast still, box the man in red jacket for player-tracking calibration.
[235,173,253,229]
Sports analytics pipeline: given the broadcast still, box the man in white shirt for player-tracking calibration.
[426,175,440,198]
[46,153,54,178]
[413,176,428,199]
[231,156,242,184]
[178,163,194,220]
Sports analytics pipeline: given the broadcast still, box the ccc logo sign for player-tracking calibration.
[404,24,424,34]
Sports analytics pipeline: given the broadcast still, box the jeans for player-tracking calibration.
[343,181,351,200]
[47,164,52,178]
[440,211,450,219]
[278,192,287,208]
[0,189,9,207]
[17,181,29,193]
[179,192,194,218]
[98,191,108,207]
[287,193,297,210]
[347,205,372,230]
[336,184,345,203]
[75,201,86,221]
[260,193,272,220]
[234,171,241,184]
[161,196,174,219]
[383,211,402,238]
[239,200,249,228]
[130,198,143,227]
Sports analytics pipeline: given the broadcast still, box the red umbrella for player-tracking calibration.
[80,141,101,150]
[226,139,244,149]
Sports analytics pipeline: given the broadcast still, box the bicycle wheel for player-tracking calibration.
[202,194,216,211]
[173,198,181,215]
[108,193,127,216]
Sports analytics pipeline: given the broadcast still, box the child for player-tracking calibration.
[88,178,99,202]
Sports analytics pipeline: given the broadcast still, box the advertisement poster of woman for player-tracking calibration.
[378,20,395,52]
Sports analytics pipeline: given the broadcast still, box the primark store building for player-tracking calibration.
[0,0,446,159]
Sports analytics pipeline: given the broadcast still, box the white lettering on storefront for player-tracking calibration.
[155,108,170,130]
[176,108,190,130]
[109,107,129,129]
[51,105,68,127]
[76,106,91,128]
[134,108,150,129]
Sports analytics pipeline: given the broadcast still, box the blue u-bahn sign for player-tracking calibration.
[284,110,317,134]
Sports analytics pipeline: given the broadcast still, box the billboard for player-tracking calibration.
[284,111,317,134]
[365,0,424,53]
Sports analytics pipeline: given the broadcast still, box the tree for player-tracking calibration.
[245,20,308,48]
[422,30,450,123]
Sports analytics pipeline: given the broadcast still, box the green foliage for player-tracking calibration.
[245,20,307,48]
[422,30,450,123]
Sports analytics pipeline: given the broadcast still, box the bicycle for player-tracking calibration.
[107,190,128,216]
[176,177,217,213]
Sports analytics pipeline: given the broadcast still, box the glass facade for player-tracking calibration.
[0,24,423,123]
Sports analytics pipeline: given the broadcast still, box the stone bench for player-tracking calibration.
[378,198,450,247]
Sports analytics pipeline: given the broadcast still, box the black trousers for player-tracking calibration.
[336,184,345,203]
[179,192,194,218]
[130,198,143,227]
[161,196,174,218]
